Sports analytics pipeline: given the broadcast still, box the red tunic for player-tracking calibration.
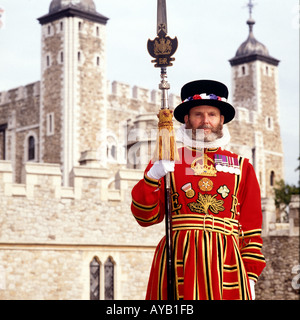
[131,147,266,300]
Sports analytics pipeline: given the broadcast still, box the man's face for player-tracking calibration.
[184,105,225,142]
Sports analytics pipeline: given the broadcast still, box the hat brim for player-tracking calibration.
[174,99,235,124]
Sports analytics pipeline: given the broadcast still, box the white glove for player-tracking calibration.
[249,279,255,300]
[147,160,175,180]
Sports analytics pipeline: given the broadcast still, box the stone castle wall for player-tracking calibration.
[0,160,165,300]
[256,236,299,300]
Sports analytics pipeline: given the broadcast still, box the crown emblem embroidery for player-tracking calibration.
[191,154,217,177]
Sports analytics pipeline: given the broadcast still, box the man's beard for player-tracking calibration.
[186,121,224,142]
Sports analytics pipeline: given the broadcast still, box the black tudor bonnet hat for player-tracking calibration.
[174,80,235,124]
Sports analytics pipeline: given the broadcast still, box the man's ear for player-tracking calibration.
[184,114,189,124]
[220,115,225,125]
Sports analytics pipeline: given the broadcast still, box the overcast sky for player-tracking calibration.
[0,0,299,185]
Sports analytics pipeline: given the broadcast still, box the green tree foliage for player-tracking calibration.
[274,179,299,211]
[274,158,300,220]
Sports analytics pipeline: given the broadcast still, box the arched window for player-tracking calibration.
[104,257,114,300]
[28,136,35,161]
[107,136,117,162]
[90,257,100,300]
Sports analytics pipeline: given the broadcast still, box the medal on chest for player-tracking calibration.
[214,154,240,175]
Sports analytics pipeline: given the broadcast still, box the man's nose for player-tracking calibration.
[202,114,209,124]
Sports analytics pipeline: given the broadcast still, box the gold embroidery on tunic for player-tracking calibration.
[188,193,225,215]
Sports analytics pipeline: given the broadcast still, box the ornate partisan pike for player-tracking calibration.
[147,0,178,70]
[147,0,178,300]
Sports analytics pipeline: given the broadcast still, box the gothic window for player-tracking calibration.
[270,171,275,186]
[28,136,35,161]
[104,257,114,300]
[90,257,100,300]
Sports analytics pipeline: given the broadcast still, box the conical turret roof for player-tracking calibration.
[229,10,279,66]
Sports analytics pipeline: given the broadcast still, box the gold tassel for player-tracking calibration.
[153,109,179,162]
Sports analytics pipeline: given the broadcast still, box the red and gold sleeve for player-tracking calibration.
[238,159,266,282]
[131,163,165,227]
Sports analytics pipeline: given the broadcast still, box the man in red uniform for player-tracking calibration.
[131,80,266,300]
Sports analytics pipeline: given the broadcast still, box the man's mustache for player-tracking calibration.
[197,125,213,130]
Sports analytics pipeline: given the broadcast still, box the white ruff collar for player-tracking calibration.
[176,124,231,149]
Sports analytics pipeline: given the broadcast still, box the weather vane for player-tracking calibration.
[245,0,256,18]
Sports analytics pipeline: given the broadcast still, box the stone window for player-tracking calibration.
[266,116,273,130]
[90,257,100,300]
[78,21,82,31]
[28,136,35,161]
[104,257,114,300]
[60,21,63,31]
[46,55,51,67]
[238,64,248,77]
[89,256,116,300]
[96,56,100,66]
[0,124,7,160]
[46,112,55,136]
[270,171,275,186]
[263,64,273,77]
[96,26,99,36]
[107,136,117,162]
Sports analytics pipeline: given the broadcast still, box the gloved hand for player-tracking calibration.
[249,279,256,300]
[147,160,175,180]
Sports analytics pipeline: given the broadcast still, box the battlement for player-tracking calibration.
[108,80,181,108]
[0,160,143,202]
[0,80,181,108]
[0,81,40,105]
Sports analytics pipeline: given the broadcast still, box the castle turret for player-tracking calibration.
[228,1,284,198]
[38,0,109,186]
